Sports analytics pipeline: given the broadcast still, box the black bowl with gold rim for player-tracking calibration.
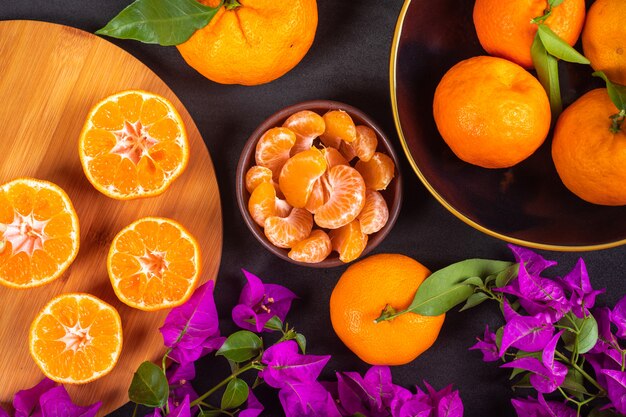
[389,0,625,251]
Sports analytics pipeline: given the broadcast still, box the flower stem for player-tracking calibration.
[190,361,264,407]
[555,350,605,394]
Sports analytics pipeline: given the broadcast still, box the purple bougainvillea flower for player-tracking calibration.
[145,409,161,417]
[509,245,558,276]
[516,263,570,321]
[335,366,394,417]
[423,382,463,417]
[0,408,9,417]
[499,300,554,355]
[160,281,225,364]
[261,340,330,389]
[511,395,576,417]
[393,398,431,417]
[38,386,101,417]
[167,395,190,417]
[611,295,626,339]
[602,370,626,414]
[560,258,605,318]
[232,269,297,333]
[278,382,342,417]
[502,331,566,393]
[167,362,196,385]
[239,389,264,417]
[389,382,463,417]
[469,325,500,362]
[14,378,57,417]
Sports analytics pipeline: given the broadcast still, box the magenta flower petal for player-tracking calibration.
[39,386,101,417]
[508,245,557,276]
[500,313,554,355]
[602,370,626,413]
[239,389,264,417]
[501,355,566,394]
[261,340,330,389]
[232,304,262,332]
[561,259,605,318]
[436,389,463,417]
[611,295,626,339]
[469,325,500,362]
[14,378,57,417]
[364,366,395,410]
[389,385,414,417]
[145,409,161,417]
[167,362,196,385]
[0,408,8,417]
[397,399,431,417]
[240,269,266,306]
[168,395,190,417]
[337,373,369,416]
[511,395,576,417]
[278,382,342,417]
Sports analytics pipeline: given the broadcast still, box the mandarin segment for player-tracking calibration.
[264,208,313,249]
[352,125,378,162]
[283,110,326,155]
[329,220,368,263]
[355,152,396,190]
[255,127,296,179]
[288,229,332,263]
[320,110,357,148]
[304,177,329,214]
[358,190,389,235]
[245,165,274,193]
[248,182,292,227]
[79,90,189,200]
[279,147,327,208]
[0,178,79,289]
[322,147,349,168]
[108,217,201,311]
[314,165,366,230]
[29,293,123,384]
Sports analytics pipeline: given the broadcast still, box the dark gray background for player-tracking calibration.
[1,1,625,416]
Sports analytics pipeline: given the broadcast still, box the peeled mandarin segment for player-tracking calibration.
[108,217,201,311]
[279,147,327,208]
[79,90,189,200]
[264,207,313,249]
[314,165,366,230]
[357,190,389,235]
[353,125,378,162]
[29,293,123,384]
[0,178,79,289]
[283,110,326,155]
[288,229,332,263]
[255,127,296,179]
[248,182,280,227]
[304,177,329,214]
[320,110,357,148]
[322,147,349,168]
[339,141,357,162]
[355,152,395,190]
[329,220,368,263]
[245,165,274,193]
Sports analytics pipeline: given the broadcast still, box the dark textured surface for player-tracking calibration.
[1,1,625,416]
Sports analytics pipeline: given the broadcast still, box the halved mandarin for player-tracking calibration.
[245,165,274,194]
[322,147,349,168]
[279,148,327,208]
[329,220,368,263]
[304,177,329,214]
[283,111,325,156]
[352,126,378,162]
[320,110,357,148]
[358,190,389,235]
[248,182,291,227]
[355,152,395,190]
[108,217,201,311]
[255,127,296,179]
[0,178,79,289]
[264,208,313,249]
[29,293,122,384]
[288,229,332,263]
[314,165,366,230]
[79,90,189,200]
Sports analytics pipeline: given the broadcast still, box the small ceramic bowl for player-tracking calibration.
[236,100,403,268]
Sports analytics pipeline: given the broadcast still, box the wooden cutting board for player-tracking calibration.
[0,20,223,414]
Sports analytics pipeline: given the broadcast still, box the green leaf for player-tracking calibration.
[198,411,223,417]
[406,260,513,316]
[593,71,626,111]
[560,314,598,354]
[531,34,562,115]
[245,315,283,332]
[96,0,222,46]
[494,263,520,288]
[128,361,169,407]
[353,414,368,417]
[459,292,490,312]
[495,327,504,349]
[216,331,263,363]
[589,407,622,417]
[295,333,307,354]
[562,369,588,401]
[220,378,249,410]
[549,0,565,6]
[536,24,590,64]
[511,373,532,390]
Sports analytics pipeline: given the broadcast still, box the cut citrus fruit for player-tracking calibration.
[314,165,366,229]
[329,220,368,263]
[304,177,329,214]
[248,182,291,227]
[322,147,349,168]
[29,293,122,384]
[108,217,201,311]
[355,152,395,190]
[358,190,389,235]
[78,90,189,200]
[288,229,332,263]
[320,110,357,148]
[264,208,313,249]
[255,127,296,179]
[0,178,79,289]
[352,126,378,162]
[283,111,325,155]
[279,147,327,208]
[245,165,274,194]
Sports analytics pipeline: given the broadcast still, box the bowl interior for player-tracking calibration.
[392,0,625,250]
[237,100,403,267]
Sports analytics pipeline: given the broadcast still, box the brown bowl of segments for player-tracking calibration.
[236,100,403,268]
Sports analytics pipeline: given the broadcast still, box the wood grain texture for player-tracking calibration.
[0,20,222,414]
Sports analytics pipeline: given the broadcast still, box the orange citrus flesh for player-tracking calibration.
[322,147,349,168]
[320,110,357,148]
[330,254,445,365]
[0,178,79,289]
[329,220,368,263]
[351,125,379,162]
[79,90,189,200]
[355,152,396,191]
[284,110,326,155]
[304,177,329,214]
[288,229,332,263]
[358,190,389,235]
[248,182,291,227]
[108,217,201,311]
[245,165,274,194]
[29,293,122,384]
[255,127,296,179]
[314,165,366,230]
[279,147,327,208]
[264,207,313,249]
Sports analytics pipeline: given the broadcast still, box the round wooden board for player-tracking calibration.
[0,20,223,413]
